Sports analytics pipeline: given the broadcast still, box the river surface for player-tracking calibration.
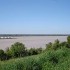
[0,36,67,50]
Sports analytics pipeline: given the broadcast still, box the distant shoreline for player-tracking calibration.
[0,34,70,37]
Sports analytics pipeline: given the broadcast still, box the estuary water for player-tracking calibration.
[0,36,67,50]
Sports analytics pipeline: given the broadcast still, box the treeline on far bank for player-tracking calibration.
[0,36,70,61]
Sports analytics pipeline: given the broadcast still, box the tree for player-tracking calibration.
[60,42,67,47]
[52,39,60,50]
[5,47,12,59]
[46,42,52,50]
[36,48,42,54]
[67,36,70,48]
[67,36,70,44]
[0,49,6,61]
[10,42,26,58]
[28,48,38,55]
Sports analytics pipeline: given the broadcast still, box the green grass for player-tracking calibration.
[0,47,70,70]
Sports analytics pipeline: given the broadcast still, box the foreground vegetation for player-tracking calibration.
[0,42,42,61]
[0,36,70,70]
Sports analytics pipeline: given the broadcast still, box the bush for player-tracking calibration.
[67,36,70,48]
[28,48,38,55]
[5,47,12,60]
[36,48,42,54]
[10,42,26,58]
[21,57,42,70]
[0,49,7,61]
[46,42,52,50]
[67,36,70,44]
[52,39,60,50]
[42,62,55,70]
[0,44,70,70]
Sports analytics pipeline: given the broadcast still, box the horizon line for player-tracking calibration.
[0,34,70,36]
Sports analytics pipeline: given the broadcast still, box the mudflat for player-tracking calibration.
[0,36,67,50]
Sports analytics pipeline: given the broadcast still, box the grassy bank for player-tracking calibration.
[0,47,70,70]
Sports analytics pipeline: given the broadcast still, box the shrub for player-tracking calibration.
[52,39,60,50]
[36,48,42,54]
[10,42,26,58]
[46,42,52,50]
[28,48,38,55]
[67,36,70,44]
[0,49,6,61]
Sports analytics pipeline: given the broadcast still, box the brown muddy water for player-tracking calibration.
[0,36,67,50]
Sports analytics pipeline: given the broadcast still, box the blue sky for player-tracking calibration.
[0,0,70,34]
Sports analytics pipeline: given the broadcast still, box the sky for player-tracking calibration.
[0,0,70,34]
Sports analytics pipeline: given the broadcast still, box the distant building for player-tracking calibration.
[0,36,14,39]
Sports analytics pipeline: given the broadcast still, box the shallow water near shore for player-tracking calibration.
[0,36,67,50]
